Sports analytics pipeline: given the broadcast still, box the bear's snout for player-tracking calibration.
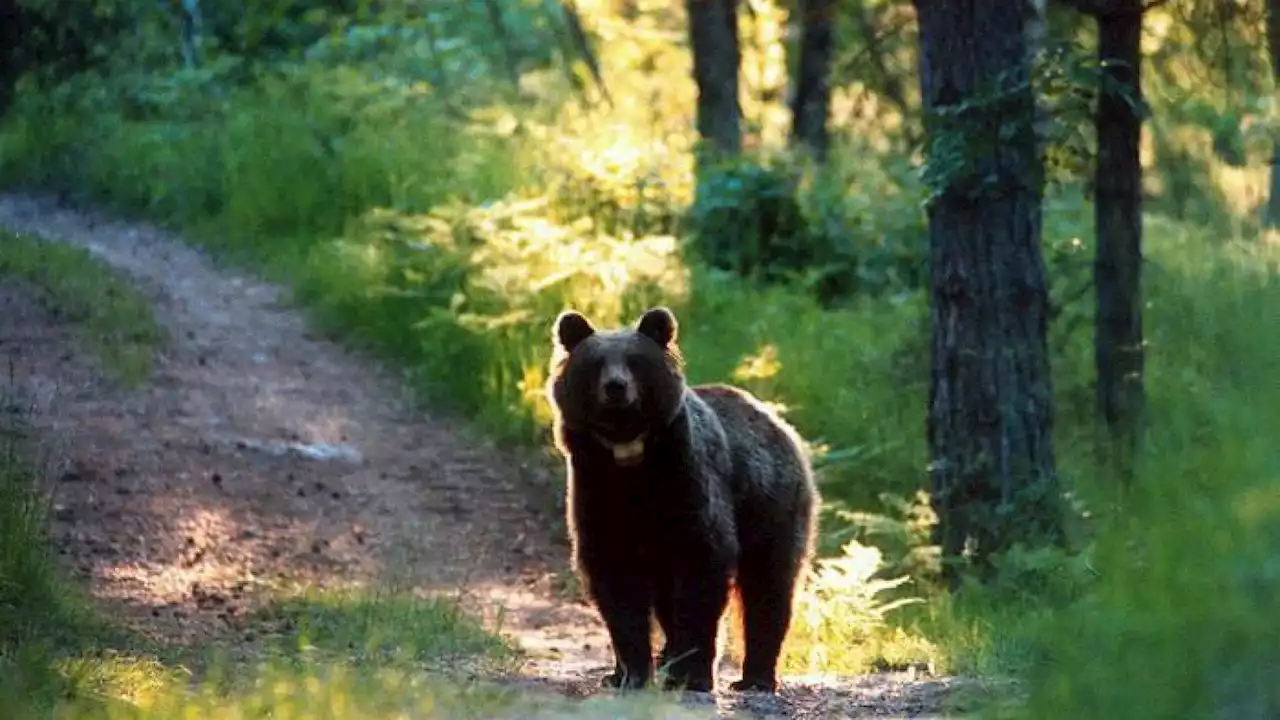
[598,364,638,407]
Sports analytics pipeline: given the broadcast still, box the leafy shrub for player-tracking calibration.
[687,158,810,283]
[686,151,931,307]
[777,539,938,676]
[300,195,688,442]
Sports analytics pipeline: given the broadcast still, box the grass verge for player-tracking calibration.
[0,230,165,386]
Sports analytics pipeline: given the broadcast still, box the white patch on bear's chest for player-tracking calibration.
[592,431,647,467]
[610,438,645,467]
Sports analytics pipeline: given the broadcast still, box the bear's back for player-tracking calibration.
[690,383,811,495]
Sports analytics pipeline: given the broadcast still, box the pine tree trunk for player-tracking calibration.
[686,0,743,159]
[0,0,20,118]
[790,0,836,160]
[483,0,522,89]
[915,0,1064,587]
[1266,0,1280,229]
[1093,2,1145,483]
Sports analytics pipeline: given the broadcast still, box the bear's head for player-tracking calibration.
[546,307,686,467]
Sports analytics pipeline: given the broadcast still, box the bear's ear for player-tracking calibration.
[637,307,678,348]
[554,310,596,352]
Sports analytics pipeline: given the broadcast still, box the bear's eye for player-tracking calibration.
[578,355,606,377]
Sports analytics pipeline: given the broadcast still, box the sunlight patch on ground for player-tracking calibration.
[95,505,266,606]
[451,578,614,679]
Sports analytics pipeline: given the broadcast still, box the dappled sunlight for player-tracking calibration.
[831,85,908,153]
[1212,162,1269,220]
[346,195,691,327]
[731,344,783,383]
[0,196,578,663]
[542,122,694,207]
[96,505,256,607]
[738,0,791,149]
[464,555,943,686]
[470,215,687,318]
[730,344,791,416]
[50,653,187,713]
[519,361,557,428]
[457,577,614,681]
[1233,483,1280,529]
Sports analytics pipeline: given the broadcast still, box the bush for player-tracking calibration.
[686,149,930,307]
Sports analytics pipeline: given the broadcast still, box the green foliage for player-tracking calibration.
[5,0,145,80]
[253,589,518,669]
[1011,238,1280,720]
[780,538,940,676]
[687,150,929,306]
[688,158,810,283]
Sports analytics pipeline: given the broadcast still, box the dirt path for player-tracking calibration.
[0,193,961,718]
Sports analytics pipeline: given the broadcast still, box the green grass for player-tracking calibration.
[0,231,165,386]
[249,587,520,671]
[1005,234,1280,720]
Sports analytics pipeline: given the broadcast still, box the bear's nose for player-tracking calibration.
[602,378,631,405]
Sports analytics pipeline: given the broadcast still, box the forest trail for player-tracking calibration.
[0,193,959,718]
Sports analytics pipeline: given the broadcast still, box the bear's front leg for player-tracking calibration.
[659,570,730,693]
[591,573,654,690]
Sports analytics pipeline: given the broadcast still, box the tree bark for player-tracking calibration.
[1093,1,1145,484]
[483,0,522,89]
[1266,0,1280,228]
[915,0,1063,587]
[686,0,743,158]
[0,0,21,118]
[789,0,836,161]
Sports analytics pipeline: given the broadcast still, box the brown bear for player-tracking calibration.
[545,306,819,694]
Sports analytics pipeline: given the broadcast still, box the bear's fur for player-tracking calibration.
[545,306,819,694]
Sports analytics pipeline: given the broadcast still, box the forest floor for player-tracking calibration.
[0,192,963,718]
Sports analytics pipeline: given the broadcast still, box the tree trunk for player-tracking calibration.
[178,0,205,70]
[1266,0,1280,228]
[483,0,522,89]
[915,0,1063,588]
[1093,2,1145,484]
[0,0,20,118]
[789,0,836,161]
[686,0,743,159]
